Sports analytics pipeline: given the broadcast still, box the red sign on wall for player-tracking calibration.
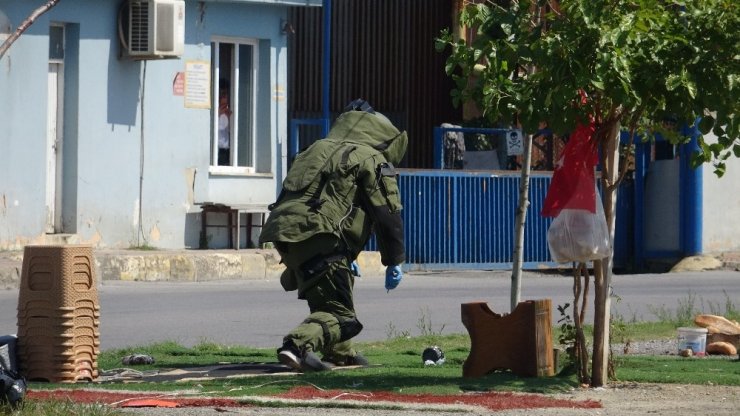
[173,72,185,96]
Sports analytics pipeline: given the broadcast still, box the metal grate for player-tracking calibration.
[129,1,150,52]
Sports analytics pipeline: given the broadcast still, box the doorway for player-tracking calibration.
[45,23,65,233]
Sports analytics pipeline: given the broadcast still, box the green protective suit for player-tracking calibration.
[259,109,407,360]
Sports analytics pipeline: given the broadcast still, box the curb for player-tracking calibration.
[0,249,386,289]
[96,250,284,282]
[2,249,736,289]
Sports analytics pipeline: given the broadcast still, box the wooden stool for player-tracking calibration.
[461,299,554,378]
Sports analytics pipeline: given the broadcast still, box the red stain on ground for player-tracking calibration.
[27,390,243,408]
[119,399,180,408]
[28,387,601,411]
[277,386,602,411]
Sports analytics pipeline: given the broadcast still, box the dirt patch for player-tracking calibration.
[491,382,740,416]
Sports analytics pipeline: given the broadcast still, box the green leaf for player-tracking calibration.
[709,143,724,157]
[734,144,740,158]
[690,152,705,169]
[698,116,715,135]
[473,48,484,62]
[500,23,512,36]
[666,74,681,91]
[714,162,726,178]
[685,80,697,99]
[699,140,712,156]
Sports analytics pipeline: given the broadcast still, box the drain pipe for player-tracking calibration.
[137,60,147,247]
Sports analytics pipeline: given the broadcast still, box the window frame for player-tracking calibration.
[209,36,259,174]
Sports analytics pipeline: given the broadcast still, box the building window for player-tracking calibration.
[211,38,257,171]
[49,24,65,62]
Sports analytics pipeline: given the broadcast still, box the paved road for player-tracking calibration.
[1,269,738,351]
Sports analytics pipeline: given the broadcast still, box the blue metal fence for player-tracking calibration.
[367,169,631,271]
[367,170,554,270]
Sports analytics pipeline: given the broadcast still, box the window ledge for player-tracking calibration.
[208,166,273,178]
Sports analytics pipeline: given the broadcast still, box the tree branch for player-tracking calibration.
[0,0,62,60]
[609,105,646,192]
[597,105,624,186]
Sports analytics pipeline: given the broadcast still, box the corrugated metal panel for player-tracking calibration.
[288,7,323,113]
[288,0,460,168]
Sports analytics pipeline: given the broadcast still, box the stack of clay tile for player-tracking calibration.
[16,245,100,382]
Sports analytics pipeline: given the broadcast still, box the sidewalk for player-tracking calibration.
[0,247,388,289]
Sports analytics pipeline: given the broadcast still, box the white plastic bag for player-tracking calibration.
[547,188,610,263]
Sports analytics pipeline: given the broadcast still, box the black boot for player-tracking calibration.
[277,341,302,371]
[277,341,331,372]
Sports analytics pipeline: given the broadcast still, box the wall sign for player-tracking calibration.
[506,129,524,156]
[173,72,185,96]
[184,61,210,109]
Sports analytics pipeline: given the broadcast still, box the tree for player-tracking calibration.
[438,0,739,386]
[0,0,62,60]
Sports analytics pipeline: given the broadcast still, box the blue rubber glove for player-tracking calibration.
[385,265,403,292]
[351,261,361,277]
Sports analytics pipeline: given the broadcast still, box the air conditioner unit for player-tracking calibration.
[123,0,185,59]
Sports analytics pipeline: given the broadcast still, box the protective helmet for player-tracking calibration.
[343,98,394,127]
[331,98,407,166]
[343,98,375,114]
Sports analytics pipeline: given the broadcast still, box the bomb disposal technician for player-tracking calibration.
[259,100,407,371]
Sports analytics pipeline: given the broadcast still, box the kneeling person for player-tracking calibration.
[260,99,407,371]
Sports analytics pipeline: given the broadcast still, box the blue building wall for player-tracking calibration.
[0,0,319,249]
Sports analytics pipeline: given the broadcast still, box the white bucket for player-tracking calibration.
[677,327,708,356]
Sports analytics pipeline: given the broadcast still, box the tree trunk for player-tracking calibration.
[572,263,590,384]
[591,122,621,387]
[510,133,533,311]
[0,0,62,60]
[591,259,608,386]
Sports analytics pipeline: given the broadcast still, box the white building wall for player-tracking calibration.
[701,154,740,254]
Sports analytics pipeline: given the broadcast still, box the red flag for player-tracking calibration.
[541,123,598,217]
